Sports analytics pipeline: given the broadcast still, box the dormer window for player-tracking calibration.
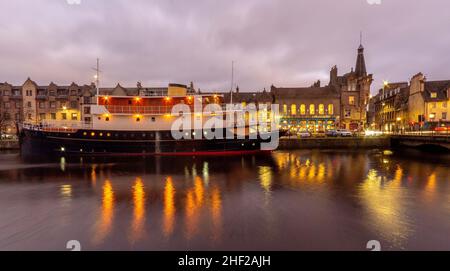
[430,92,437,98]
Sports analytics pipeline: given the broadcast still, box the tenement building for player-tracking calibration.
[272,43,373,132]
[373,82,409,132]
[408,73,450,129]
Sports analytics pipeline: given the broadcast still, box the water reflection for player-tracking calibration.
[93,180,115,245]
[1,150,449,250]
[358,168,413,249]
[130,177,146,243]
[163,177,176,238]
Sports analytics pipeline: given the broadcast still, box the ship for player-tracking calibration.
[19,83,277,157]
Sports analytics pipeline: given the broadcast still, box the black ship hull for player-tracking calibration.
[19,128,275,157]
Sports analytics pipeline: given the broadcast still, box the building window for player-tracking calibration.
[328,104,334,115]
[15,102,22,109]
[15,113,20,121]
[84,106,91,114]
[345,109,351,118]
[62,113,67,120]
[430,92,437,98]
[443,112,447,120]
[283,104,287,115]
[60,102,67,109]
[84,117,91,124]
[4,102,10,109]
[27,101,32,108]
[83,96,91,104]
[39,113,46,120]
[4,90,10,96]
[51,113,56,120]
[443,102,447,108]
[318,104,325,115]
[50,102,56,109]
[291,104,297,115]
[309,104,315,115]
[39,102,45,109]
[70,101,78,109]
[71,113,78,121]
[28,114,32,120]
[4,113,11,120]
[70,90,77,96]
[300,104,306,115]
[349,96,355,105]
[431,102,437,109]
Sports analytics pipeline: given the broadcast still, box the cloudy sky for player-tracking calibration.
[0,0,449,94]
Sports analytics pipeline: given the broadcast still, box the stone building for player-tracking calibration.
[271,82,341,132]
[0,79,97,134]
[408,73,450,128]
[272,43,373,132]
[328,44,373,130]
[372,82,409,132]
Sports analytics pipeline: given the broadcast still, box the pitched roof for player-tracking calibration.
[223,91,274,103]
[271,85,340,99]
[423,80,450,102]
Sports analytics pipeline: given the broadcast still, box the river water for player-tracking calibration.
[0,149,449,251]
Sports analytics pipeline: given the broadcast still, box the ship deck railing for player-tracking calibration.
[22,121,92,133]
[104,104,240,115]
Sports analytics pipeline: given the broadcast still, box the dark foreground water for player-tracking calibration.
[0,149,449,251]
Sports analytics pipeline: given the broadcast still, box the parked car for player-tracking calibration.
[325,130,338,137]
[364,130,383,137]
[297,131,311,138]
[313,131,326,138]
[336,129,353,137]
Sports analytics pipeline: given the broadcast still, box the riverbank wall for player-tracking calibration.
[0,140,20,150]
[278,137,391,150]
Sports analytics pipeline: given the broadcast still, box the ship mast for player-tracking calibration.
[93,58,101,104]
[230,60,234,105]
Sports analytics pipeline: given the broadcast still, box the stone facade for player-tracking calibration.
[0,79,97,134]
[372,82,409,132]
[408,73,450,127]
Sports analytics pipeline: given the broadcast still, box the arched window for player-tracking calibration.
[309,104,315,115]
[291,104,297,115]
[328,104,334,115]
[283,104,288,115]
[319,104,325,115]
[300,104,306,115]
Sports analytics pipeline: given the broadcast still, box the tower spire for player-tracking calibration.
[355,34,367,77]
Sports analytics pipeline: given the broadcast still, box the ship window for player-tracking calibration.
[99,133,103,137]
[128,100,132,105]
[105,117,110,121]
[107,133,111,137]
[151,117,156,122]
[136,117,141,122]
[142,133,146,137]
[130,134,135,138]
